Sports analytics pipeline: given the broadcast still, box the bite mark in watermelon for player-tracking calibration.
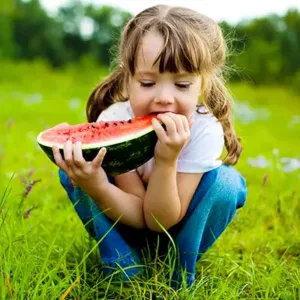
[37,115,159,176]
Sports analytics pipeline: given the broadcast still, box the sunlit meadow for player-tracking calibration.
[0,60,299,299]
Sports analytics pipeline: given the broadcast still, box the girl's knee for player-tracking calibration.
[211,192,237,222]
[215,165,247,209]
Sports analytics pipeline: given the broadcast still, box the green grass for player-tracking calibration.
[0,60,300,299]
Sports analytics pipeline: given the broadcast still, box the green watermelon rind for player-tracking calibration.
[37,129,158,176]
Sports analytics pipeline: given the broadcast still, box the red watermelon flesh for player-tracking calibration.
[38,114,158,148]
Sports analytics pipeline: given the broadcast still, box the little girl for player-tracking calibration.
[53,5,247,288]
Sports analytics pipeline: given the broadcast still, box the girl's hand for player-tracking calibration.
[52,140,108,188]
[152,113,193,165]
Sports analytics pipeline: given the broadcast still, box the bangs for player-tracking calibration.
[153,26,208,74]
[128,23,211,75]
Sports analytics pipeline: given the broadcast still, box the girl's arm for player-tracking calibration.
[143,113,201,232]
[52,142,146,229]
[143,160,203,232]
[80,171,146,229]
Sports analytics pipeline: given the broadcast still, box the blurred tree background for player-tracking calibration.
[0,0,300,92]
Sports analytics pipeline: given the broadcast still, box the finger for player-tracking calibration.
[182,116,191,143]
[166,113,186,135]
[157,114,177,138]
[166,114,191,145]
[52,145,69,172]
[92,147,107,168]
[73,141,85,168]
[180,116,191,143]
[168,113,192,132]
[187,115,195,129]
[182,115,191,131]
[152,118,168,142]
[178,116,188,136]
[64,140,74,167]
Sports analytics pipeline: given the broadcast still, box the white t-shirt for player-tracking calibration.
[97,101,224,183]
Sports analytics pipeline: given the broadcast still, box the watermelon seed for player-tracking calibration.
[105,122,109,127]
[91,124,96,128]
[121,121,125,124]
[128,119,132,123]
[113,122,118,126]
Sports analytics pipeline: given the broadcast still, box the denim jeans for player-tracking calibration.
[58,164,247,289]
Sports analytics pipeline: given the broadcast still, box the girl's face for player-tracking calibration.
[128,30,202,119]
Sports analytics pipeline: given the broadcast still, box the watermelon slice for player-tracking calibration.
[37,115,159,176]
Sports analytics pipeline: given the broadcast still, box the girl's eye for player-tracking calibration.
[140,81,155,87]
[175,83,191,89]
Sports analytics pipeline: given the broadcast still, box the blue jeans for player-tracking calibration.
[58,164,247,289]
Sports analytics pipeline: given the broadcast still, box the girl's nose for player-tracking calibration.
[154,88,175,105]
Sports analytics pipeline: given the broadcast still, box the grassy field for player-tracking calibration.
[0,60,299,299]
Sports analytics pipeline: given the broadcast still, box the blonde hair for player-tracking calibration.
[86,5,242,165]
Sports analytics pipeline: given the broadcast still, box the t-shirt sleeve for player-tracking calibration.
[177,114,224,173]
[97,101,133,122]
